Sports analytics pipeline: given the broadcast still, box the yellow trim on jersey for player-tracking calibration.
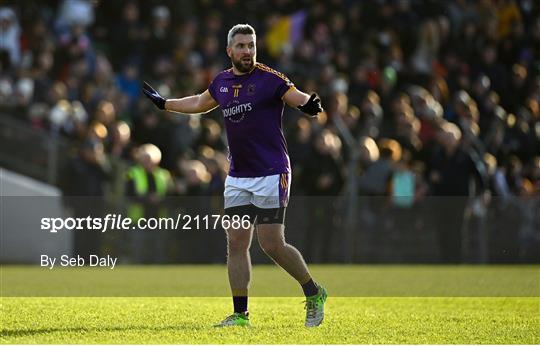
[255,63,291,84]
[280,173,288,190]
[281,85,296,100]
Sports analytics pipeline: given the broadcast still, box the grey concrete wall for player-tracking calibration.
[1,168,72,263]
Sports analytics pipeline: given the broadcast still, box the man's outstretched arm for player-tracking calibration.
[165,90,219,114]
[143,81,218,114]
[282,88,323,117]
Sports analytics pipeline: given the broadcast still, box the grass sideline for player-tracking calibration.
[1,265,539,343]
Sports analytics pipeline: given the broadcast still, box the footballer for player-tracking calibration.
[143,23,326,327]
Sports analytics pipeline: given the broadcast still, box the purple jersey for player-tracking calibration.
[208,63,294,177]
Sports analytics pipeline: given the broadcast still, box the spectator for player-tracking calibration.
[427,122,485,262]
[126,143,172,263]
[62,124,111,259]
[144,6,174,67]
[0,7,21,69]
[358,138,401,196]
[109,120,132,160]
[301,129,344,262]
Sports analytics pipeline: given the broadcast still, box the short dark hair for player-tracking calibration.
[227,24,256,47]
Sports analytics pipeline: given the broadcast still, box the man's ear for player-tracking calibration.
[226,47,232,58]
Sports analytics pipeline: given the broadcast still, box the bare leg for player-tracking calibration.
[226,224,254,295]
[256,223,312,284]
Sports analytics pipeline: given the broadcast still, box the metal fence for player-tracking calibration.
[0,115,70,185]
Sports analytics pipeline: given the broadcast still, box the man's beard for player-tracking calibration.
[232,56,254,73]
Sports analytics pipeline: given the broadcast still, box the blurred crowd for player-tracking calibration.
[1,0,539,262]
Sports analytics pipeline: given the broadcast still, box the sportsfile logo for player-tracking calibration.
[40,213,252,233]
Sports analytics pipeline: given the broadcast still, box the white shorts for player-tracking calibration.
[224,173,291,209]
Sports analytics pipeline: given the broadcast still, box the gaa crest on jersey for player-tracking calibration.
[247,84,256,96]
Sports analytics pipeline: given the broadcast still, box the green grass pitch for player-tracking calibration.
[1,265,539,344]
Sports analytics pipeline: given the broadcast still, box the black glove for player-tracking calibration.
[298,93,322,117]
[142,81,166,110]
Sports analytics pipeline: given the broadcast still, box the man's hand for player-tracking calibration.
[298,93,323,117]
[142,81,166,110]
